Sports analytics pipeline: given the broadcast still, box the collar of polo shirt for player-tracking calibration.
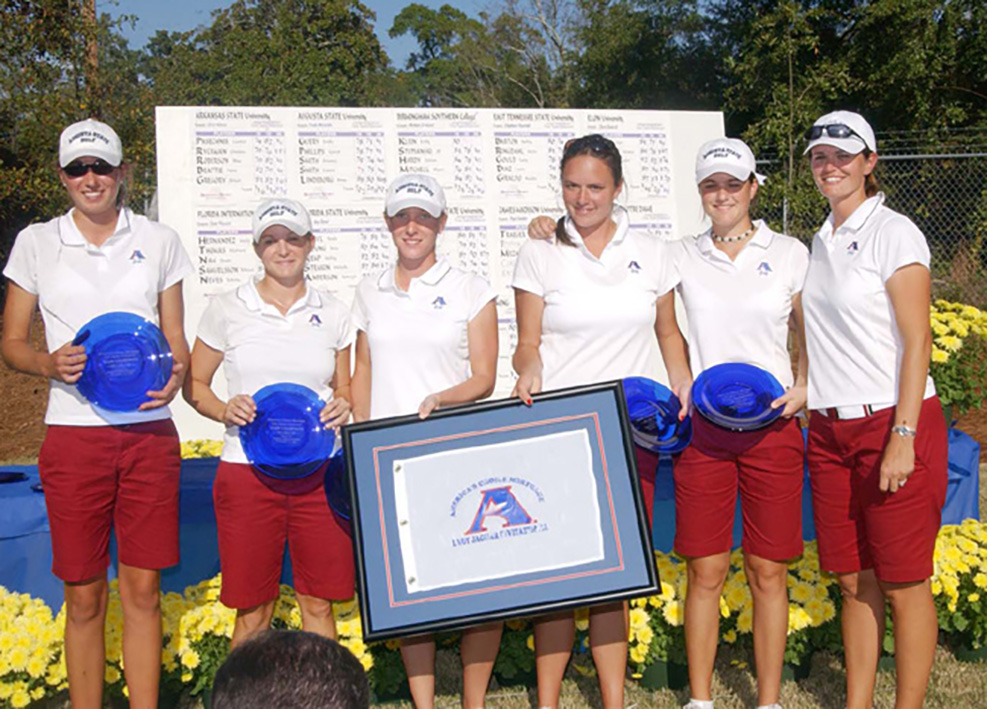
[561,205,630,256]
[820,193,886,239]
[376,257,452,292]
[236,278,322,314]
[58,208,132,247]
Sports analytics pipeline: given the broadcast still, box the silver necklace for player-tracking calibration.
[711,224,757,243]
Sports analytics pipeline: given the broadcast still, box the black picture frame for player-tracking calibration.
[342,381,659,642]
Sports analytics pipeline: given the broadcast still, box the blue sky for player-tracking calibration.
[105,0,481,68]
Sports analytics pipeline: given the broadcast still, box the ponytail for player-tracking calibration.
[862,150,880,197]
[555,216,574,247]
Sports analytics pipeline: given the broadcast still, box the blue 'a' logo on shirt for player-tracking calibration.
[464,486,534,535]
[757,261,772,276]
[432,296,447,309]
[130,249,146,263]
[847,241,859,255]
[309,314,322,327]
[627,260,642,273]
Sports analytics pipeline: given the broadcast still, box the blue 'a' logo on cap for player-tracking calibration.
[757,261,772,276]
[432,296,447,309]
[130,249,146,263]
[847,241,859,255]
[464,486,534,535]
[628,260,642,273]
[309,314,322,327]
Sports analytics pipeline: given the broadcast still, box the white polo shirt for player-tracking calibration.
[802,194,937,408]
[3,208,193,426]
[511,206,676,390]
[352,258,496,419]
[670,221,809,388]
[196,279,354,463]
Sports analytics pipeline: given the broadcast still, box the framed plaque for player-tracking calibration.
[342,381,659,641]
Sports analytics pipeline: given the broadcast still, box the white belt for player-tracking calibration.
[812,402,896,420]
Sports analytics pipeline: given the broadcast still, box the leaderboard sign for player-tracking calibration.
[156,106,724,441]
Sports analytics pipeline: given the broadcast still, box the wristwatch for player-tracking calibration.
[891,424,917,438]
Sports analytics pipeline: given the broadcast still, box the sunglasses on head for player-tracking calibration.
[564,134,617,154]
[62,159,117,178]
[804,124,864,143]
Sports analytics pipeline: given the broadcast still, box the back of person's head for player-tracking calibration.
[211,630,370,709]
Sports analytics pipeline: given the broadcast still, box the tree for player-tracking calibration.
[142,0,390,107]
[571,0,716,110]
[389,3,561,107]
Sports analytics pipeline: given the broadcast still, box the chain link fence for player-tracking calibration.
[756,131,987,307]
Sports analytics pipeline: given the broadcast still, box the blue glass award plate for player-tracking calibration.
[621,377,692,454]
[240,383,333,480]
[324,448,351,522]
[691,363,785,431]
[73,312,173,412]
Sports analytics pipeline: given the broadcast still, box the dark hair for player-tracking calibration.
[555,134,623,247]
[862,149,880,197]
[211,630,370,709]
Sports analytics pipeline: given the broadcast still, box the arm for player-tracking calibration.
[654,290,692,419]
[141,281,191,410]
[528,216,557,240]
[183,338,256,426]
[419,301,498,418]
[771,292,809,417]
[511,289,545,405]
[1,281,86,382]
[320,347,353,429]
[880,263,933,493]
[351,331,372,423]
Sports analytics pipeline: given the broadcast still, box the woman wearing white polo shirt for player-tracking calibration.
[185,198,354,648]
[514,134,692,709]
[802,111,947,709]
[2,119,192,708]
[670,139,808,709]
[350,173,499,709]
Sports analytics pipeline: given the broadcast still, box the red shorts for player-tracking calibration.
[213,461,355,609]
[673,415,804,560]
[38,420,181,583]
[807,396,947,583]
[635,446,658,527]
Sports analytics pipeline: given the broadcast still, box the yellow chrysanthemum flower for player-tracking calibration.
[662,601,684,627]
[629,644,648,664]
[628,607,649,631]
[790,581,812,604]
[636,626,654,646]
[736,609,753,633]
[935,335,963,352]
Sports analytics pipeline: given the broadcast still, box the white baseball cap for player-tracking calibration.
[384,173,446,218]
[59,119,123,168]
[803,110,877,155]
[695,138,766,185]
[251,198,312,243]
